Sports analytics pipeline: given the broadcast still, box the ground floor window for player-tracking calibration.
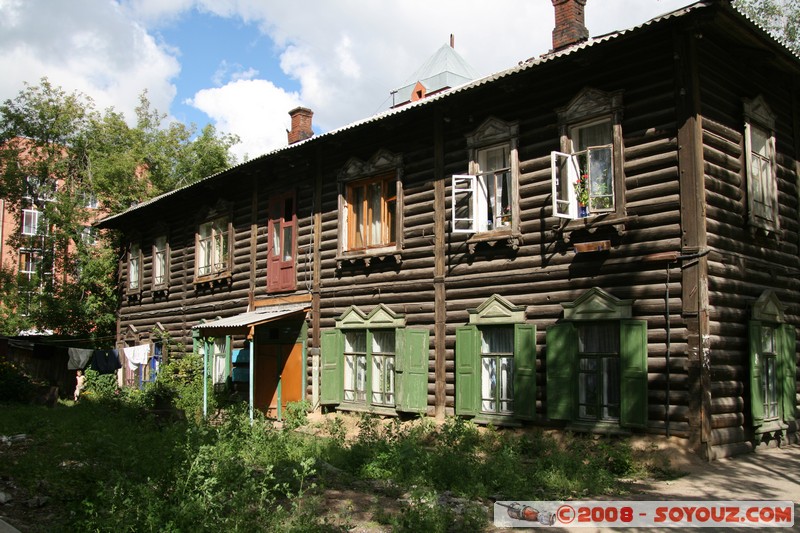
[321,304,428,414]
[480,326,514,414]
[577,322,620,422]
[455,295,535,421]
[343,329,395,407]
[749,291,797,430]
[546,288,647,430]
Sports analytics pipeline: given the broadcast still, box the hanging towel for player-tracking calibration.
[123,344,150,370]
[67,348,94,370]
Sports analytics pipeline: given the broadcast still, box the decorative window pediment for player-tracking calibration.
[744,95,775,131]
[339,149,403,182]
[751,290,785,323]
[466,117,519,148]
[335,304,406,329]
[558,88,624,125]
[562,287,632,321]
[468,294,526,324]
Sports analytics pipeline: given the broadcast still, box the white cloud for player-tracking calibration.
[0,0,695,164]
[0,0,179,123]
[186,79,301,161]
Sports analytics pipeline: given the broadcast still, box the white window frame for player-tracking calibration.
[743,95,778,233]
[128,243,141,292]
[22,209,41,236]
[153,235,168,288]
[196,216,230,279]
[551,88,624,221]
[452,117,520,235]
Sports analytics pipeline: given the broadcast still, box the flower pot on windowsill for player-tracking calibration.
[578,204,588,218]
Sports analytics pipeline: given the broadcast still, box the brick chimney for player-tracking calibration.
[551,0,589,51]
[287,107,314,144]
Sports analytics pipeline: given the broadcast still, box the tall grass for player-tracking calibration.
[0,361,667,532]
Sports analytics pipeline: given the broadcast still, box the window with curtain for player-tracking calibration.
[345,174,397,252]
[480,326,514,414]
[577,322,620,421]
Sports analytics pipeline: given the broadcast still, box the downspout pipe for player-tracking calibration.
[642,248,710,438]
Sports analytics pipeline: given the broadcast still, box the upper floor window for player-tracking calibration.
[23,175,56,204]
[743,95,778,233]
[338,150,403,260]
[22,209,42,236]
[196,215,231,280]
[153,235,169,289]
[18,249,41,283]
[749,291,796,434]
[346,174,397,251]
[552,88,624,220]
[452,117,520,236]
[81,226,97,246]
[268,190,297,292]
[127,243,142,293]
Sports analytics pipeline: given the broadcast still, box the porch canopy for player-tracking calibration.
[191,302,310,422]
[192,302,310,336]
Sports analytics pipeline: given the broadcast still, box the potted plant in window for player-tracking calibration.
[575,173,589,218]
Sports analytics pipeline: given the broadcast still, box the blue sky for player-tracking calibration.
[0,0,696,162]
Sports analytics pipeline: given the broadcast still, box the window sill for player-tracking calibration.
[555,213,636,243]
[566,421,631,436]
[337,403,397,417]
[465,229,521,254]
[473,414,522,427]
[336,248,402,269]
[152,284,169,294]
[193,272,232,287]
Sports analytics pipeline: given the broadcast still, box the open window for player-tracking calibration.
[21,209,44,236]
[452,117,520,238]
[749,291,796,438]
[337,150,403,265]
[268,190,296,292]
[455,295,535,423]
[546,288,647,431]
[552,89,624,220]
[320,304,429,414]
[743,95,779,234]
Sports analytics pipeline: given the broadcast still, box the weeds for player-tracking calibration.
[0,362,667,532]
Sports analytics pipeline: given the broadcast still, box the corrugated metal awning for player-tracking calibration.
[192,303,309,336]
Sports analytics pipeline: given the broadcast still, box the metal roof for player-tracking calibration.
[97,0,799,228]
[192,302,309,334]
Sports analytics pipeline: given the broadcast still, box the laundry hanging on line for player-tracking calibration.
[122,344,150,371]
[67,348,94,370]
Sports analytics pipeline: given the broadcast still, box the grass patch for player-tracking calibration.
[0,368,675,532]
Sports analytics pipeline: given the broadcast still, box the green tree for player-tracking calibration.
[734,0,800,54]
[0,78,239,337]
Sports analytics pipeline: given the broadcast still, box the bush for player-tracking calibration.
[0,360,38,402]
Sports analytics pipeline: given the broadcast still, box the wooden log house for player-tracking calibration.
[97,0,800,460]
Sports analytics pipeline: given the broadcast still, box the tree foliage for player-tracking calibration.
[0,78,239,337]
[734,0,800,54]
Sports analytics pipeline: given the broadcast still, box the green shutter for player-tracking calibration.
[749,320,765,426]
[620,320,648,429]
[455,326,480,416]
[780,324,797,422]
[396,328,430,413]
[513,324,537,420]
[320,330,343,405]
[546,322,577,421]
